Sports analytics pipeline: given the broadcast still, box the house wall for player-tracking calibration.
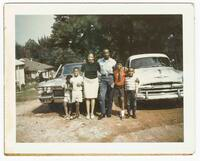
[42,71,49,79]
[25,69,55,81]
[15,65,25,87]
[42,69,55,79]
[49,69,55,78]
[31,72,37,79]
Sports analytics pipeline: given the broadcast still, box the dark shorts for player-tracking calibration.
[114,85,125,97]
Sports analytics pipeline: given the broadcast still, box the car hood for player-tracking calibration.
[134,67,183,85]
[38,77,65,88]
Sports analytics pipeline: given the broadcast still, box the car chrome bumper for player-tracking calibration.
[137,92,183,100]
[38,96,64,104]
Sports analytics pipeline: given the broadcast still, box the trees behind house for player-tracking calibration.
[16,15,182,69]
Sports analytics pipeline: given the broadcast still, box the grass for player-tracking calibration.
[16,86,38,102]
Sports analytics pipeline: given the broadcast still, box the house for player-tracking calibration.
[19,58,55,81]
[15,59,25,90]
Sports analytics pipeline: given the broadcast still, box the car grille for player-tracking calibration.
[140,82,183,95]
[41,92,52,97]
[53,89,64,97]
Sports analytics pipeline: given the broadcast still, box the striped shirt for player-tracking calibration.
[125,76,140,91]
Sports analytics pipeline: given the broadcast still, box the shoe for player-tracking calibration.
[98,114,105,120]
[70,116,74,120]
[63,115,70,120]
[86,115,90,120]
[121,115,125,120]
[132,113,137,119]
[120,115,124,120]
[120,110,125,120]
[91,114,95,119]
[107,114,111,118]
[126,114,130,119]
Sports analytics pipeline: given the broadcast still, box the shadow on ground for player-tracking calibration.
[32,97,183,119]
[137,99,183,110]
[32,103,65,116]
[32,102,93,117]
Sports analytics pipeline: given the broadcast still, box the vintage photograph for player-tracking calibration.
[15,14,183,143]
[4,3,195,155]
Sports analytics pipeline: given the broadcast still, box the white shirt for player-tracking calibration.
[125,76,140,91]
[70,75,83,91]
[98,58,116,75]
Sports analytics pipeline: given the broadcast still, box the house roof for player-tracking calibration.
[19,58,54,72]
[15,59,25,66]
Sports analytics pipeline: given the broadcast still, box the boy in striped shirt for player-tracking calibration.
[125,68,140,119]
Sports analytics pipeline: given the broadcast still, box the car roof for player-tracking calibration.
[64,62,84,66]
[128,53,169,61]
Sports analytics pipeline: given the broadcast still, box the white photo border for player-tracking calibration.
[4,3,195,155]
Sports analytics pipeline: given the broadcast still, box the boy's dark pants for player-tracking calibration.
[126,90,137,115]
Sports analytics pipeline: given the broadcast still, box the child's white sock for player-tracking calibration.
[121,110,125,117]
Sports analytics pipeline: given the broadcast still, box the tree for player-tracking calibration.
[51,15,182,68]
[24,39,40,59]
[51,15,104,59]
[16,43,25,59]
[16,15,183,69]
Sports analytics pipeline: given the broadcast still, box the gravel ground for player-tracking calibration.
[16,99,183,142]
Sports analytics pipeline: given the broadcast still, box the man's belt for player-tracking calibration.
[101,73,114,77]
[114,85,124,89]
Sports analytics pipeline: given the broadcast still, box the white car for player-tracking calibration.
[126,53,183,100]
[37,63,83,104]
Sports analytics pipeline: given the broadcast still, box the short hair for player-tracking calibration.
[103,48,110,53]
[66,75,72,80]
[73,67,80,72]
[87,53,95,60]
[116,61,123,66]
[88,52,95,57]
[128,67,135,72]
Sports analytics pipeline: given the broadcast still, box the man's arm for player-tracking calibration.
[112,59,117,71]
[135,78,140,94]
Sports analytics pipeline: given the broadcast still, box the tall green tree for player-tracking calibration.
[16,43,25,59]
[51,15,104,59]
[16,15,183,69]
[24,39,40,59]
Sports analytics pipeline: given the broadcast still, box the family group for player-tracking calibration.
[63,49,140,120]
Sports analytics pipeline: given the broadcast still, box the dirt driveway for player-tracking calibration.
[16,99,183,142]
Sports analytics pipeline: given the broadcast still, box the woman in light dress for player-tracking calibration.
[81,53,100,119]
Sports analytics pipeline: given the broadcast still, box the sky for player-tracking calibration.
[15,15,55,45]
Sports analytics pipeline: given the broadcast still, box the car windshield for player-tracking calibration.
[63,64,82,76]
[130,57,171,69]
